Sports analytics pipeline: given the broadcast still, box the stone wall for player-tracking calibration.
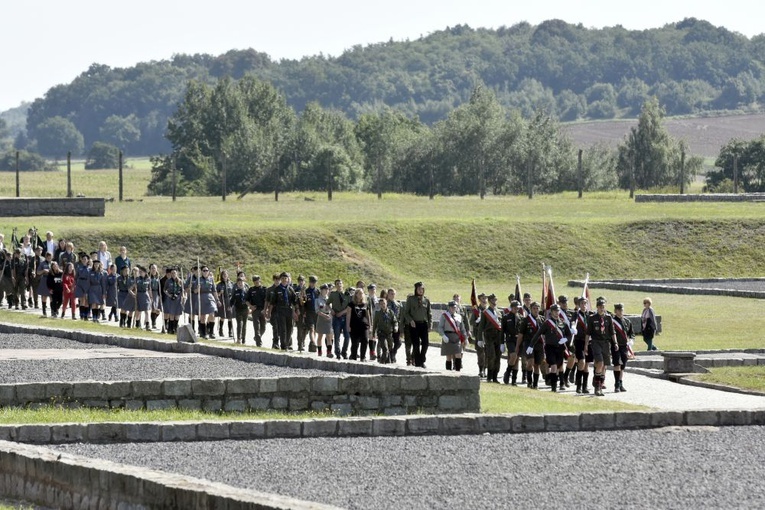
[0,197,105,217]
[568,277,765,300]
[0,374,480,416]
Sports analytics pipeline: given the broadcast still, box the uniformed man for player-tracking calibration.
[366,283,379,361]
[303,276,320,352]
[328,279,350,359]
[573,297,592,393]
[403,281,432,368]
[230,277,250,344]
[75,252,91,320]
[502,298,522,385]
[246,275,267,347]
[518,301,544,389]
[557,295,576,391]
[519,292,532,383]
[0,250,13,308]
[612,303,635,392]
[293,275,308,351]
[373,297,397,364]
[472,293,488,377]
[529,303,572,392]
[478,293,503,383]
[386,288,404,363]
[265,274,280,348]
[267,271,298,350]
[586,297,617,396]
[11,248,28,310]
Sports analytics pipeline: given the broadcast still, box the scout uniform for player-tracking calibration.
[478,294,503,383]
[373,304,398,363]
[586,298,617,396]
[612,304,635,393]
[230,282,250,344]
[246,277,267,347]
[501,300,521,385]
[529,304,571,392]
[518,306,543,389]
[403,282,432,368]
[269,272,298,350]
[472,294,488,377]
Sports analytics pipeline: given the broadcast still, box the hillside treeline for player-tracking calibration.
[148,77,697,197]
[16,18,765,157]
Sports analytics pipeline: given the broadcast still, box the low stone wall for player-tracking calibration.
[635,193,765,202]
[0,197,105,217]
[0,373,480,416]
[629,353,765,370]
[0,441,334,510]
[568,277,765,300]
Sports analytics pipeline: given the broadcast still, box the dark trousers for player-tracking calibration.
[412,321,429,367]
[350,329,368,360]
[332,315,350,356]
[274,309,293,350]
[235,307,249,340]
[252,310,266,346]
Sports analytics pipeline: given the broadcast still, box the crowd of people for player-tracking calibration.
[0,228,660,391]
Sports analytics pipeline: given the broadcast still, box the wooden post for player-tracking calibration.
[733,155,739,193]
[679,149,685,194]
[480,159,485,200]
[221,152,226,202]
[327,157,332,202]
[429,164,434,200]
[527,162,533,199]
[118,151,123,202]
[171,154,177,202]
[577,149,583,198]
[274,163,279,202]
[377,161,382,200]
[15,151,20,198]
[67,151,72,198]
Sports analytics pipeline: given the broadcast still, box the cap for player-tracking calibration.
[510,300,521,307]
[477,292,487,299]
[367,283,376,290]
[488,293,497,301]
[414,281,424,288]
[550,303,560,311]
[308,275,318,283]
[557,295,568,303]
[596,297,607,306]
[320,283,329,290]
[447,300,458,307]
[279,271,290,278]
[523,292,531,299]
[530,301,540,309]
[297,274,305,281]
[614,303,624,310]
[252,275,261,281]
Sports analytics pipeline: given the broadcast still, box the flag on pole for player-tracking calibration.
[540,263,547,312]
[513,275,522,302]
[470,278,479,318]
[581,272,591,312]
[545,266,556,311]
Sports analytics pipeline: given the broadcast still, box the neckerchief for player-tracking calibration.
[613,316,627,342]
[527,314,539,332]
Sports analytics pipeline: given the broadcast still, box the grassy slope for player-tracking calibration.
[1,169,763,350]
[690,366,765,392]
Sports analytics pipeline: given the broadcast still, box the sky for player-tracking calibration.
[1,0,762,112]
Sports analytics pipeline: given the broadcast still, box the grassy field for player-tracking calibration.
[480,383,647,414]
[690,366,765,393]
[0,171,763,351]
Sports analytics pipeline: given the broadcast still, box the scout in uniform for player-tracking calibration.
[518,301,544,389]
[303,276,320,352]
[162,268,184,334]
[557,295,576,391]
[502,299,522,385]
[87,260,107,322]
[403,281,432,368]
[246,275,267,347]
[373,297,398,363]
[216,269,235,338]
[230,277,250,343]
[328,279,350,358]
[478,293,503,383]
[134,266,151,331]
[573,297,593,393]
[438,300,468,371]
[472,293,488,377]
[386,288,404,363]
[529,303,572,392]
[11,249,29,310]
[293,275,308,351]
[612,303,635,392]
[75,252,91,320]
[586,297,617,396]
[267,272,298,350]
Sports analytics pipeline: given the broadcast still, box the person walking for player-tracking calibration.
[163,268,184,335]
[246,275,267,347]
[46,261,63,318]
[438,300,468,371]
[347,288,371,361]
[230,277,250,343]
[641,297,659,351]
[404,281,432,368]
[61,262,76,319]
[478,294,504,382]
[266,272,298,350]
[315,283,334,357]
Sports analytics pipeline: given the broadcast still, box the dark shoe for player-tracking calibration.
[576,385,582,394]
[619,382,626,392]
[503,368,511,384]
[582,387,590,394]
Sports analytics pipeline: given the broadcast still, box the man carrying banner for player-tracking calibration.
[519,301,544,389]
[478,293,503,383]
[502,298,522,385]
[586,297,617,396]
[528,303,572,392]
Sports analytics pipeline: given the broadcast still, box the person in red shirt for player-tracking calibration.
[61,262,77,320]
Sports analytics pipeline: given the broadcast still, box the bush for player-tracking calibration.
[0,150,57,171]
[85,142,121,169]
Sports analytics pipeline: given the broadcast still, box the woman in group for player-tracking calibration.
[36,251,53,316]
[96,241,112,268]
[116,266,132,327]
[61,262,76,320]
[438,299,469,371]
[105,264,118,322]
[346,287,371,361]
[198,265,220,339]
[315,283,334,357]
[216,269,234,338]
[53,239,68,264]
[641,297,659,351]
[87,260,107,323]
[134,266,151,330]
[46,261,63,318]
[148,264,162,329]
[163,267,184,334]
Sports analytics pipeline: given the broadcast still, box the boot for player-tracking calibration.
[454,358,462,372]
[369,340,377,361]
[317,346,322,357]
[119,314,125,327]
[521,370,527,383]
[614,371,621,393]
[582,372,590,394]
[199,321,207,339]
[594,375,604,396]
[478,368,484,378]
[559,374,566,391]
[218,321,224,338]
[526,371,533,388]
[228,320,234,338]
[550,373,558,392]
[619,380,626,392]
[446,360,452,371]
[532,372,539,389]
[511,369,518,386]
[575,370,583,394]
[42,303,47,317]
[569,367,576,384]
[145,320,151,331]
[503,367,511,384]
[207,322,216,339]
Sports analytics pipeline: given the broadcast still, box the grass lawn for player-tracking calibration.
[0,406,334,425]
[479,383,648,414]
[689,366,765,393]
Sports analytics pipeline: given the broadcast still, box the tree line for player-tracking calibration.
[147,77,701,197]
[12,17,765,157]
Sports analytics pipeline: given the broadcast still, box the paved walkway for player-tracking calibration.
[6,306,765,412]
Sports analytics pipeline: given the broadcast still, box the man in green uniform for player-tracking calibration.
[612,303,635,392]
[472,293,488,378]
[478,293,503,383]
[373,298,397,363]
[586,297,617,396]
[403,281,432,368]
[266,272,298,350]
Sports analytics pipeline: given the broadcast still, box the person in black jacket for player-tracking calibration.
[246,275,267,347]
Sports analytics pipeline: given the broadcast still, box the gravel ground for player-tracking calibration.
[56,426,765,509]
[0,357,330,384]
[0,333,117,350]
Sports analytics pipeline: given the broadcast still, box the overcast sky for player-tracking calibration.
[1,0,761,112]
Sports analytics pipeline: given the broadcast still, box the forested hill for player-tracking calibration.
[20,17,765,155]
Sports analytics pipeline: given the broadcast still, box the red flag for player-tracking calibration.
[545,267,556,311]
[470,278,479,318]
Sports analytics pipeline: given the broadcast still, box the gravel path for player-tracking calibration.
[0,333,117,350]
[0,357,330,384]
[56,426,765,509]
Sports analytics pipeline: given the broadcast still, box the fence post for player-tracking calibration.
[118,151,123,202]
[67,152,72,198]
[733,155,739,193]
[171,154,177,202]
[679,149,685,194]
[577,149,583,198]
[15,151,20,198]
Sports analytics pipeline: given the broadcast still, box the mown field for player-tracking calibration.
[0,166,763,350]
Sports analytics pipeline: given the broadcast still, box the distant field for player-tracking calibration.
[564,113,765,159]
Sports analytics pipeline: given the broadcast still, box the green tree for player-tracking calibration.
[99,115,141,150]
[0,150,57,172]
[85,142,120,169]
[34,116,84,158]
[708,136,765,192]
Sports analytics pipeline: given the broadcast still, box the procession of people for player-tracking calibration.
[0,229,657,390]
